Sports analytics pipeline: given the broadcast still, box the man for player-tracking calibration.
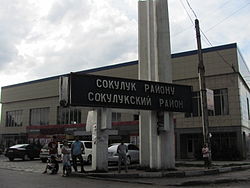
[43,136,59,174]
[117,141,128,173]
[71,136,85,173]
[48,136,58,157]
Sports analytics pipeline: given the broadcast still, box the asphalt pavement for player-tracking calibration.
[1,154,250,186]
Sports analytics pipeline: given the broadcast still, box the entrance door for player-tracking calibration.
[187,139,194,158]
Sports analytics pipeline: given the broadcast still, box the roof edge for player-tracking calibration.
[2,43,237,89]
[171,43,237,58]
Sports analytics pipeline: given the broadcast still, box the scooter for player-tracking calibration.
[46,155,59,174]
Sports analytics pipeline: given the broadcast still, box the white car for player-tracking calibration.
[69,141,92,164]
[39,143,62,163]
[108,143,139,165]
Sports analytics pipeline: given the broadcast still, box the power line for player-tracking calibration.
[181,0,237,73]
[174,0,250,38]
[206,2,250,32]
[178,0,195,26]
[185,0,197,19]
[170,0,195,39]
[199,0,235,22]
[199,29,236,72]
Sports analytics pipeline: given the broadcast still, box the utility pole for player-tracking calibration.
[195,19,211,164]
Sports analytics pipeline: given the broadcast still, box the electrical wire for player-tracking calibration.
[199,29,236,72]
[185,0,197,19]
[179,0,211,46]
[178,0,195,26]
[199,0,234,22]
[170,0,195,39]
[177,0,247,74]
[173,0,250,39]
[206,2,250,32]
[182,0,237,73]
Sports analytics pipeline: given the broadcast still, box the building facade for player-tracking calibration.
[1,43,250,160]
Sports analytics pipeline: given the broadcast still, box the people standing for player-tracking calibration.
[71,136,85,173]
[61,140,71,177]
[43,136,59,174]
[117,141,128,173]
[202,143,211,169]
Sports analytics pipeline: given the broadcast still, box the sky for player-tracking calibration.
[0,0,250,89]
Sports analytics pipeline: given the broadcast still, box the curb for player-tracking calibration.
[179,177,249,186]
[80,164,250,179]
[71,168,250,187]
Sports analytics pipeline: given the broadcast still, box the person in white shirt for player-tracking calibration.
[61,140,71,176]
[202,143,211,168]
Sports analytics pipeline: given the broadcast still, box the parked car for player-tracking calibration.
[39,143,62,163]
[5,144,41,161]
[0,147,3,155]
[68,141,92,164]
[108,143,139,165]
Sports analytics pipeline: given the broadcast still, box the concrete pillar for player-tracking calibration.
[138,0,175,170]
[138,0,150,168]
[89,108,111,172]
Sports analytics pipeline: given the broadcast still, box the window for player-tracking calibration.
[57,107,81,124]
[6,110,23,127]
[128,144,139,150]
[214,89,229,115]
[133,114,139,121]
[112,112,121,122]
[84,142,92,149]
[185,88,229,118]
[30,107,49,126]
[185,92,201,117]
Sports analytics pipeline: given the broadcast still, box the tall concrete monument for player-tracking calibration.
[61,0,180,172]
[138,0,175,169]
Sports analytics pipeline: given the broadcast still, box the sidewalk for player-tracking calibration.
[71,160,250,186]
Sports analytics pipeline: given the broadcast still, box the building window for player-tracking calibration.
[133,114,139,121]
[185,88,229,117]
[57,107,81,124]
[30,107,49,126]
[112,112,121,122]
[192,92,202,117]
[6,110,23,127]
[185,92,201,117]
[214,89,229,115]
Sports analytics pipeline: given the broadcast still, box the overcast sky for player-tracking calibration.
[0,0,250,89]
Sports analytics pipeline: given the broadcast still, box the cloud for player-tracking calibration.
[0,0,36,70]
[0,0,250,88]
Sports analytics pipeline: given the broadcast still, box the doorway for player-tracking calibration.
[187,139,194,158]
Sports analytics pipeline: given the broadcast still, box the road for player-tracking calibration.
[1,155,250,187]
[0,168,156,188]
[0,155,149,188]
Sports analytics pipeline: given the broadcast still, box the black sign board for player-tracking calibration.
[68,73,192,112]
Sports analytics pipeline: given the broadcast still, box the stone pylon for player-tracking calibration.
[138,0,175,170]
